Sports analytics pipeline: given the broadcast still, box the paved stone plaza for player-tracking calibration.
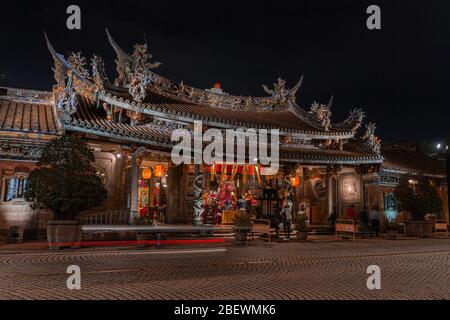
[0,238,448,300]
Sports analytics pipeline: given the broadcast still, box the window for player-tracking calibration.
[3,176,27,202]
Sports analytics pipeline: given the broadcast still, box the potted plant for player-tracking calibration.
[386,221,398,239]
[25,135,107,249]
[394,175,442,238]
[232,210,253,243]
[294,213,308,241]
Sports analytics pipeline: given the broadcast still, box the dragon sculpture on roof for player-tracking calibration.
[90,54,109,92]
[261,76,303,104]
[128,43,160,102]
[363,122,381,154]
[343,108,366,133]
[309,96,333,131]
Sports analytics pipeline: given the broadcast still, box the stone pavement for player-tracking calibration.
[0,238,448,300]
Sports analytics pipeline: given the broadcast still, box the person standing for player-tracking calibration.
[237,195,247,211]
[370,205,380,237]
[280,199,293,240]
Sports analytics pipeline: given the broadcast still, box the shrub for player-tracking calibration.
[394,175,442,221]
[24,135,107,220]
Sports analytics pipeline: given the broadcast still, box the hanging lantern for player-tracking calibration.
[242,165,248,184]
[290,176,300,187]
[154,165,165,178]
[220,163,227,182]
[210,164,216,182]
[142,168,152,180]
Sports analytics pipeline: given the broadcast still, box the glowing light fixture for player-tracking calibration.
[290,176,300,187]
[154,165,165,178]
[142,168,152,180]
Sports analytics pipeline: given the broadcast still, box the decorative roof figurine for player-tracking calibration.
[90,54,109,92]
[68,52,89,79]
[343,108,365,133]
[309,96,333,131]
[56,74,78,121]
[261,76,303,104]
[363,122,382,154]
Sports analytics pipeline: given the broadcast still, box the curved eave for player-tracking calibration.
[64,122,173,149]
[381,166,446,179]
[105,28,131,62]
[98,92,355,139]
[45,33,95,86]
[280,153,384,165]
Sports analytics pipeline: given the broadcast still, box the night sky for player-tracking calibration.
[1,0,449,142]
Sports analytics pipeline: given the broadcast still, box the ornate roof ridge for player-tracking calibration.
[98,90,356,138]
[0,87,53,105]
[105,29,308,112]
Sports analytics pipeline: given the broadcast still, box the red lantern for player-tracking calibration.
[142,168,152,180]
[290,176,300,187]
[154,165,165,178]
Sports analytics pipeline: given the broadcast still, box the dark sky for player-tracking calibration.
[1,0,449,142]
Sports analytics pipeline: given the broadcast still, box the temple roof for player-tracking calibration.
[98,87,352,136]
[45,31,364,139]
[0,96,59,136]
[382,148,446,177]
[65,95,172,148]
[280,144,383,164]
[62,95,383,165]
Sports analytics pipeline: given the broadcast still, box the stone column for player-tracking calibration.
[192,164,204,225]
[0,177,5,203]
[129,147,144,223]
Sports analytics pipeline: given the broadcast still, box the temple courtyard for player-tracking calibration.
[0,237,448,300]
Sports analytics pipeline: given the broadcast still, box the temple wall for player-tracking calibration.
[80,151,124,215]
[337,169,364,217]
[0,161,52,241]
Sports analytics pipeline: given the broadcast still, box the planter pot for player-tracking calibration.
[405,220,434,238]
[46,220,81,250]
[296,231,308,241]
[423,222,433,238]
[405,221,423,237]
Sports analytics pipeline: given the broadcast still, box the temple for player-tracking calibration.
[0,30,448,239]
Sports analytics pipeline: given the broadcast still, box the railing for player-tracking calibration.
[335,219,356,241]
[81,210,129,225]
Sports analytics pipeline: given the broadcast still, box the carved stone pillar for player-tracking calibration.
[129,147,145,223]
[192,164,204,225]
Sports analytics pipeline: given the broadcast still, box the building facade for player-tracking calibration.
[0,31,447,240]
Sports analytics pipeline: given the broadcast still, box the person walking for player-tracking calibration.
[280,199,293,240]
[369,205,380,237]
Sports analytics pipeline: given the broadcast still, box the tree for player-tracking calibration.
[394,175,443,220]
[25,134,107,220]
